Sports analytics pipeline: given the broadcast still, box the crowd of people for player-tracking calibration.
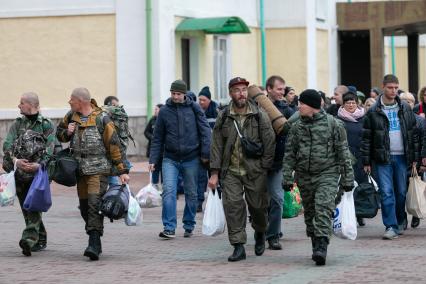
[3,73,426,266]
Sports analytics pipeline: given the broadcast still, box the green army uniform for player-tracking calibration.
[283,110,354,240]
[2,114,55,253]
[210,100,275,245]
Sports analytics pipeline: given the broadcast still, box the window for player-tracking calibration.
[214,35,231,101]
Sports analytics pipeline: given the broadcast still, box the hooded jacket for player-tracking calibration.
[149,96,211,165]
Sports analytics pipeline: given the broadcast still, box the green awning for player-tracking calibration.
[176,17,250,34]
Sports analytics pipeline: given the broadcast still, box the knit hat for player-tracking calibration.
[198,86,211,100]
[170,80,187,94]
[299,89,321,109]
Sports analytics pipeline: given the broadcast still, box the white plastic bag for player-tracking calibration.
[136,182,162,208]
[125,185,143,226]
[333,190,357,240]
[406,168,426,218]
[0,170,16,207]
[202,189,226,236]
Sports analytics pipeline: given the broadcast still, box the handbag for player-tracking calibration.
[353,174,381,218]
[233,120,264,159]
[53,148,78,186]
[23,165,52,212]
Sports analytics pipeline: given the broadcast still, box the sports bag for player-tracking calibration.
[100,184,129,222]
[52,148,78,186]
[353,175,380,218]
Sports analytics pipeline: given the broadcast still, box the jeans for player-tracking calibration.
[197,167,208,205]
[107,160,133,187]
[162,158,199,232]
[266,170,284,240]
[375,155,408,231]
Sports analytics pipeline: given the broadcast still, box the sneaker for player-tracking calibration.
[183,230,193,238]
[382,228,398,240]
[159,230,175,240]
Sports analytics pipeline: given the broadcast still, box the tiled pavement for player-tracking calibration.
[1,171,426,284]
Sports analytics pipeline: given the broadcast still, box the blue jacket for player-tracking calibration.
[149,96,211,165]
[204,100,219,129]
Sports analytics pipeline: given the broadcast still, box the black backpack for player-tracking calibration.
[100,184,129,222]
[353,179,380,218]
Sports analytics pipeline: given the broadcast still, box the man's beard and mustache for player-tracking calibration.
[232,97,247,109]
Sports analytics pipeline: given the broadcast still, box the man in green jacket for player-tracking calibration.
[283,89,354,266]
[208,77,275,262]
[3,92,56,256]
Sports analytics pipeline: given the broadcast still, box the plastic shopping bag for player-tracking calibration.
[406,167,426,218]
[202,189,226,236]
[0,170,16,207]
[125,185,143,226]
[23,166,52,212]
[282,184,303,218]
[136,182,162,208]
[333,190,357,240]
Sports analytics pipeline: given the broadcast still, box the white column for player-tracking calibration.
[328,0,338,95]
[116,0,146,116]
[306,0,317,89]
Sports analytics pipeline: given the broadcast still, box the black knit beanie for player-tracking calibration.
[198,86,211,100]
[299,89,321,109]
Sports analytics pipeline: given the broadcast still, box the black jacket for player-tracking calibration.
[149,96,211,165]
[361,95,419,166]
[271,100,295,171]
[143,116,157,157]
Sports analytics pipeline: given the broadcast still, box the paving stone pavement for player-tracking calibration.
[1,172,426,284]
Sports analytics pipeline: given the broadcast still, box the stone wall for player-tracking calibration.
[0,116,148,159]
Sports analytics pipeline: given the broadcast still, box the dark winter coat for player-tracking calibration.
[361,95,419,166]
[143,116,157,157]
[149,96,211,165]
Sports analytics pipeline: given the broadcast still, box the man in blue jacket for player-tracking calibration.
[149,80,211,239]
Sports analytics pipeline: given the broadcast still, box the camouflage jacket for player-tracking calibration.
[283,110,354,187]
[2,113,55,174]
[56,99,128,175]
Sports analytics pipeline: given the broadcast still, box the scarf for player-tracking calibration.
[337,106,364,122]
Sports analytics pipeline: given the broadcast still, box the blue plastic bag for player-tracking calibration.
[23,166,52,212]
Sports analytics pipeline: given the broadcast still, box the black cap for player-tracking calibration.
[299,89,321,109]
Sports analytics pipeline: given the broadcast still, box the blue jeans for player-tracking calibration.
[375,155,408,231]
[266,170,284,240]
[197,167,208,205]
[162,158,199,232]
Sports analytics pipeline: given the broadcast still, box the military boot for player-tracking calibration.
[84,231,102,261]
[312,237,329,266]
[228,244,246,262]
[311,237,318,259]
[254,232,266,256]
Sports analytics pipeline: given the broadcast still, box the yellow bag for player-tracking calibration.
[406,168,426,219]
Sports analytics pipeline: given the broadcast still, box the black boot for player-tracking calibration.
[254,232,266,256]
[228,244,246,262]
[411,216,420,228]
[310,237,318,258]
[312,237,328,266]
[84,231,101,261]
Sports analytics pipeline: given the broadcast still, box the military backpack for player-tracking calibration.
[102,105,135,152]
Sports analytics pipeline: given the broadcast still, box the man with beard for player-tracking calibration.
[208,77,275,262]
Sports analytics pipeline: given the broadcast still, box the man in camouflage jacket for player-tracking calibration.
[56,87,129,261]
[3,92,55,256]
[283,89,354,266]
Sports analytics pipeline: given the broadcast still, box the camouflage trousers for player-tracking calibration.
[16,179,47,248]
[77,175,107,235]
[296,171,339,238]
[221,172,269,245]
